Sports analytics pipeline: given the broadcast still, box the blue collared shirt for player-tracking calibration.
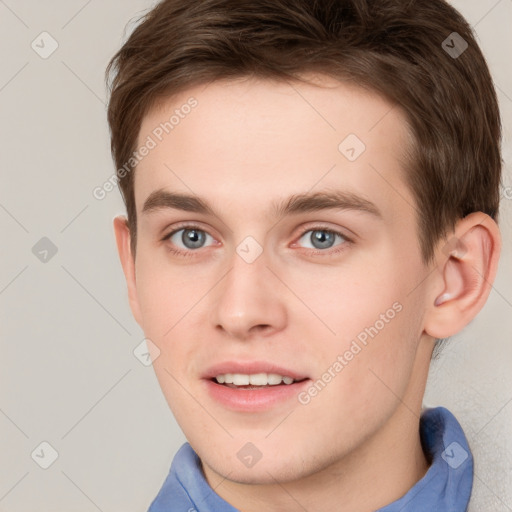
[148,407,473,511]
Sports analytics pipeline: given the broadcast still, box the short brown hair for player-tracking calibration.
[105,0,501,261]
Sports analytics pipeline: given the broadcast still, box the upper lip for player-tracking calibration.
[203,361,309,381]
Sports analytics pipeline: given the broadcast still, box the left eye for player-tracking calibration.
[297,229,347,250]
[168,228,214,250]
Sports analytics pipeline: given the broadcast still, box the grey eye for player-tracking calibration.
[298,229,345,250]
[170,228,212,249]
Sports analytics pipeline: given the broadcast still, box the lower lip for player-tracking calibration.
[203,379,311,412]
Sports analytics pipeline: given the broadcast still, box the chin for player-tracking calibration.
[214,464,304,485]
[201,447,317,485]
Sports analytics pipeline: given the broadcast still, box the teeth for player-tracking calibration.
[232,374,250,386]
[214,373,297,386]
[267,373,283,385]
[249,373,267,385]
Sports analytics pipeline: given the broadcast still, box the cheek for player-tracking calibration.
[293,256,423,408]
[134,252,206,337]
[282,256,407,342]
[297,306,421,449]
[134,253,208,380]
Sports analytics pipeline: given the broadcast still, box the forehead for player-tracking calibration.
[134,76,413,220]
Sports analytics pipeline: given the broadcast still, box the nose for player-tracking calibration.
[210,250,288,340]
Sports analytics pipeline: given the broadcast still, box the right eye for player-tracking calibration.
[164,226,216,252]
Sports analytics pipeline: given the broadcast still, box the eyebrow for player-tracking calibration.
[141,188,382,219]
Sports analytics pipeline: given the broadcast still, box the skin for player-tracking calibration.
[114,76,501,511]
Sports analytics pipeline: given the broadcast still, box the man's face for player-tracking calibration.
[128,77,433,484]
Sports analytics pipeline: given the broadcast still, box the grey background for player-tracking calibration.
[0,1,511,511]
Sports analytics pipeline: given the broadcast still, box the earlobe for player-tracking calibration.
[425,213,501,339]
[113,216,143,326]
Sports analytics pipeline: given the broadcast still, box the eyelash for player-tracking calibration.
[161,224,352,258]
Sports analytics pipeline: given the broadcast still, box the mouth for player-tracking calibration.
[202,362,311,411]
[212,372,308,389]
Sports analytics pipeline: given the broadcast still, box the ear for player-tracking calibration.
[113,216,143,326]
[424,212,501,339]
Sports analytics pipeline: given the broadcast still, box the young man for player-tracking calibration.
[105,0,502,510]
